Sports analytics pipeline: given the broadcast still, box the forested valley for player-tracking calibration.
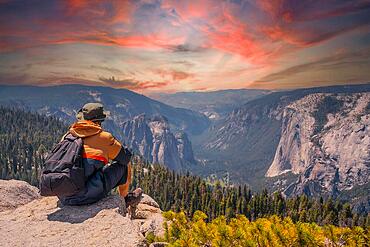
[0,107,369,237]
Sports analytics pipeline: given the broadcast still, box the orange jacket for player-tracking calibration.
[69,120,131,197]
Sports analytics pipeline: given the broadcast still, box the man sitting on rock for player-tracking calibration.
[59,103,142,216]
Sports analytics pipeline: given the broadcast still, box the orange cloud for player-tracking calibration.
[66,0,133,23]
[251,47,370,89]
[98,76,170,90]
[153,69,194,81]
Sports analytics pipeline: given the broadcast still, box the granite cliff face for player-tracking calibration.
[268,93,370,197]
[122,114,196,170]
[194,84,370,198]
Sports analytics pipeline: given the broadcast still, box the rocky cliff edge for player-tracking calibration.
[0,179,164,247]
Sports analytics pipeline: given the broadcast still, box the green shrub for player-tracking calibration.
[160,210,370,247]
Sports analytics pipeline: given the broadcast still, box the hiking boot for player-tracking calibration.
[125,188,143,219]
[125,188,143,207]
[118,196,128,217]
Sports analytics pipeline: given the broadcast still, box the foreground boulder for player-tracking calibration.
[0,179,40,212]
[0,179,164,247]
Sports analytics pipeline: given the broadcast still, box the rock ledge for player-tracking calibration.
[0,179,164,247]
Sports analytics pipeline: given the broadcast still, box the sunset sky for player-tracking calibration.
[0,0,370,94]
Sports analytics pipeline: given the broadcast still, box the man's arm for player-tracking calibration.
[105,132,132,197]
[113,147,132,197]
[113,146,132,197]
[117,162,132,197]
[113,146,132,168]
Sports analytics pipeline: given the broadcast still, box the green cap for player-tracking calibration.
[76,103,107,122]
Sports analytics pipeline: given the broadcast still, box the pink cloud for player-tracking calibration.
[256,0,370,48]
[203,10,269,64]
[1,0,369,91]
[162,0,216,21]
[1,0,366,62]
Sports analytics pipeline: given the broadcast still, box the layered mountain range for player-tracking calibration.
[0,85,209,136]
[150,89,269,120]
[1,83,369,201]
[0,85,208,169]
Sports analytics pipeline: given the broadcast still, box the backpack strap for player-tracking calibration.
[60,131,70,142]
[64,133,78,141]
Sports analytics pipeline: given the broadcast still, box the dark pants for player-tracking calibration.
[60,162,127,206]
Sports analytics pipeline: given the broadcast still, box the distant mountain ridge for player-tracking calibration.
[0,84,208,171]
[149,89,269,120]
[0,84,210,136]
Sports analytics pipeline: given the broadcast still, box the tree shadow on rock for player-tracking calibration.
[47,195,121,224]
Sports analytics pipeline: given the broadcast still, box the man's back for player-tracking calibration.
[59,103,133,206]
[69,120,122,167]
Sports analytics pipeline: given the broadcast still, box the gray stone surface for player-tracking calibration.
[122,114,196,170]
[266,93,370,196]
[0,179,40,212]
[0,180,165,247]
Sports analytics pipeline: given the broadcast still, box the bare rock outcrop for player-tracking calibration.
[135,194,165,238]
[266,94,324,177]
[0,180,164,247]
[266,93,370,196]
[122,114,196,170]
[0,179,41,212]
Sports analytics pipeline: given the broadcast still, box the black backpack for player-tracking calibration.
[39,133,85,197]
